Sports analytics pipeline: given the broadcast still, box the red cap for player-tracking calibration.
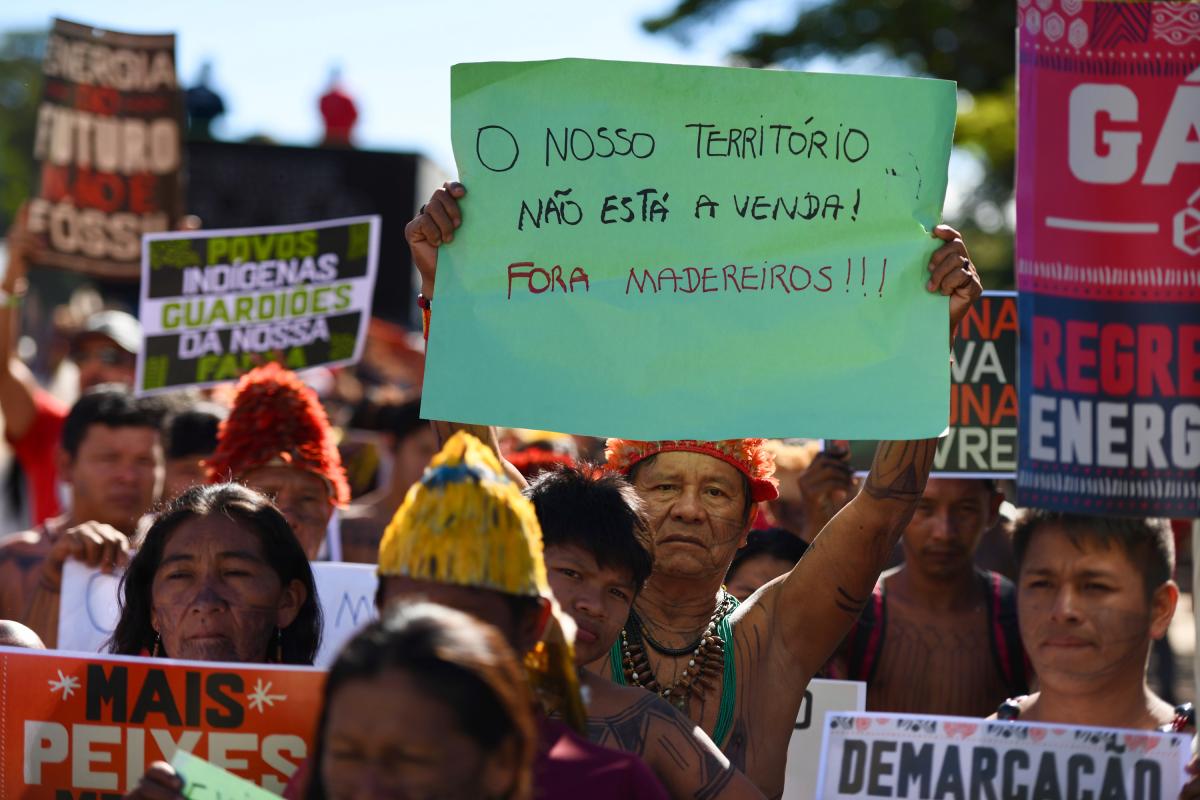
[604,438,778,502]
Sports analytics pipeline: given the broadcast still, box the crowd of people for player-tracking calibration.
[0,181,1194,799]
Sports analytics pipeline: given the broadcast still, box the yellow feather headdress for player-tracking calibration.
[378,431,585,731]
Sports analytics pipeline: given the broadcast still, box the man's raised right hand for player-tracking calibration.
[404,181,466,299]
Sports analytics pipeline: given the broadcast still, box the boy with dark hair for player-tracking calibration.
[0,386,164,646]
[341,396,439,563]
[528,466,764,800]
[836,478,1029,717]
[994,511,1190,733]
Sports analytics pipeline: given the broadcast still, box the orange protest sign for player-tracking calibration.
[0,645,325,798]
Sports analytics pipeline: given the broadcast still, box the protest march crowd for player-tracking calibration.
[1,6,1198,800]
[0,183,1196,799]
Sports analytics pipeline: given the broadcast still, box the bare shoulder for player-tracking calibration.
[586,676,654,718]
[587,681,716,748]
[585,683,752,800]
[729,578,778,630]
[729,580,792,672]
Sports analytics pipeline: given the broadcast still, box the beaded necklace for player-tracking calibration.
[611,591,739,746]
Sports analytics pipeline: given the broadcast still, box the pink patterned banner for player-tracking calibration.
[1016,0,1199,516]
[1016,0,1200,301]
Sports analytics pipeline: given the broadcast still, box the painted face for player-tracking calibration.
[726,553,794,603]
[163,455,211,502]
[544,543,636,665]
[631,452,750,580]
[377,576,543,654]
[320,671,519,800]
[240,466,333,559]
[151,515,304,662]
[902,478,996,579]
[1017,526,1173,691]
[73,337,136,390]
[65,424,162,533]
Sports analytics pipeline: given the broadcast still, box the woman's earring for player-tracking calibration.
[152,633,161,658]
[274,628,283,663]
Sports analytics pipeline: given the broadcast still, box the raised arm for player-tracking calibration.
[407,182,528,489]
[0,204,41,440]
[759,225,982,680]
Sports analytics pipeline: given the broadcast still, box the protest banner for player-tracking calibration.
[172,750,279,800]
[58,559,121,653]
[0,645,324,796]
[136,216,381,394]
[422,58,957,440]
[59,560,379,667]
[307,562,378,667]
[816,712,1190,799]
[1015,2,1200,516]
[781,679,865,800]
[846,291,1019,478]
[28,18,184,279]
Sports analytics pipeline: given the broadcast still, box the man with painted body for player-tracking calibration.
[835,478,1029,716]
[408,181,982,796]
[529,465,764,800]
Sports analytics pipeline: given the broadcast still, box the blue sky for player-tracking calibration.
[3,0,808,171]
[2,1,981,213]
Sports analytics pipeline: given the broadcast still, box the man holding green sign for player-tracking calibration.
[413,60,981,798]
[411,207,977,798]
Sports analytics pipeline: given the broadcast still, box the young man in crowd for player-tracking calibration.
[528,466,764,800]
[340,396,439,563]
[374,431,670,799]
[1,207,143,524]
[836,478,1029,716]
[206,363,350,560]
[161,400,227,501]
[993,511,1187,732]
[407,181,982,797]
[0,386,163,646]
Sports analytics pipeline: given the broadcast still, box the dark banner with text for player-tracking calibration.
[1015,1,1199,516]
[28,18,185,280]
[137,216,380,393]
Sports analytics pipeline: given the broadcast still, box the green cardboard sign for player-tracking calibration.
[171,750,279,799]
[423,58,957,439]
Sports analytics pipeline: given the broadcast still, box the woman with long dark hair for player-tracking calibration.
[127,603,534,800]
[306,602,537,800]
[109,482,321,664]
